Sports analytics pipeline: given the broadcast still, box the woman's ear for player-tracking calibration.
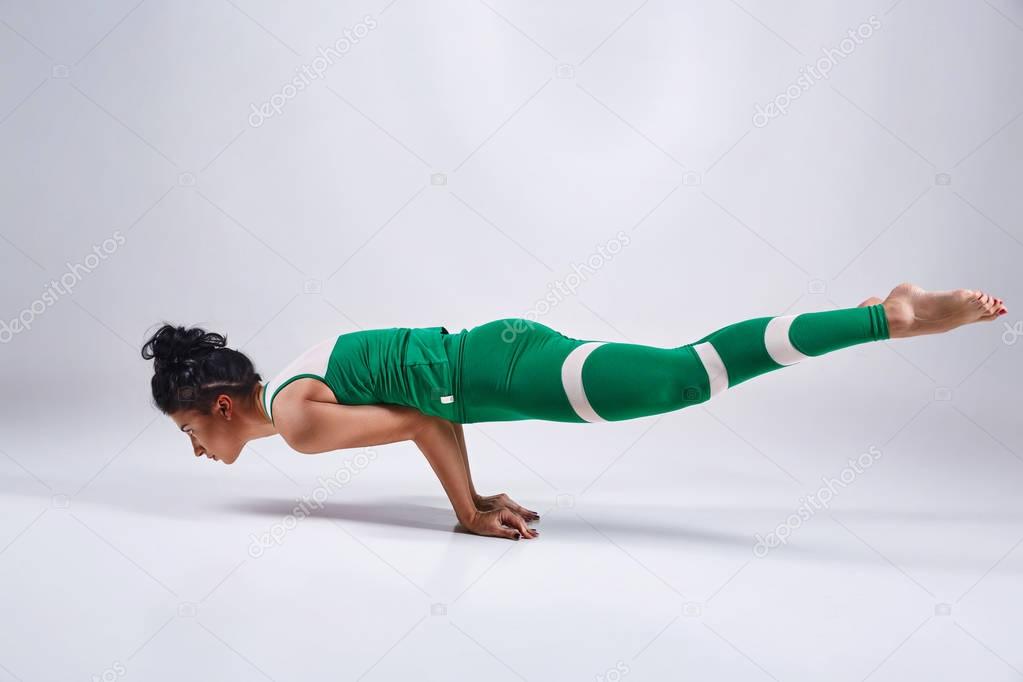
[216,395,233,420]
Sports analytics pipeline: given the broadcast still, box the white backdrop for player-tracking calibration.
[1,1,1022,680]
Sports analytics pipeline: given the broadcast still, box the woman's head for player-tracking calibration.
[141,323,264,465]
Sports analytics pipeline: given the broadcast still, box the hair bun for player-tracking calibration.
[141,324,227,373]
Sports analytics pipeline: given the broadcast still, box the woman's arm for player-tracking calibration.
[277,400,428,452]
[275,399,537,539]
[413,418,479,528]
[414,416,537,540]
[451,421,479,500]
[452,422,540,521]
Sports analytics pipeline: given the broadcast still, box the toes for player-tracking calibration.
[959,289,982,306]
[961,289,1006,318]
[980,292,1005,317]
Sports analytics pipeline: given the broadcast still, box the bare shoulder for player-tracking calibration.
[271,379,339,450]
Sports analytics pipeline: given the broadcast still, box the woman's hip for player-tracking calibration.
[458,318,591,423]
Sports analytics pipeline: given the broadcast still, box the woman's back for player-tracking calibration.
[261,326,464,425]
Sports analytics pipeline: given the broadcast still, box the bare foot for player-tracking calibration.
[881,282,1007,339]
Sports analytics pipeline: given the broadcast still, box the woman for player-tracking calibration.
[141,283,1006,541]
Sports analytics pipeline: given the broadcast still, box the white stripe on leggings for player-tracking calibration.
[692,342,729,399]
[561,342,607,423]
[764,314,809,365]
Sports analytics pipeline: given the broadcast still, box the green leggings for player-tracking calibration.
[453,304,890,424]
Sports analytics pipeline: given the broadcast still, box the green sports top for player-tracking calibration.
[261,326,466,426]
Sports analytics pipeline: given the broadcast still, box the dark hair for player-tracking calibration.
[141,323,262,415]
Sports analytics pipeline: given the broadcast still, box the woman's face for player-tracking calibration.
[171,402,244,465]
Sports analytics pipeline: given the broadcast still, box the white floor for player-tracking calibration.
[3,349,1022,681]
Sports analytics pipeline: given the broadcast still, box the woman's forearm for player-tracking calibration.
[413,416,478,525]
[451,421,480,501]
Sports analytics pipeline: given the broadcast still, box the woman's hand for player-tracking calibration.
[474,492,540,522]
[463,508,539,540]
